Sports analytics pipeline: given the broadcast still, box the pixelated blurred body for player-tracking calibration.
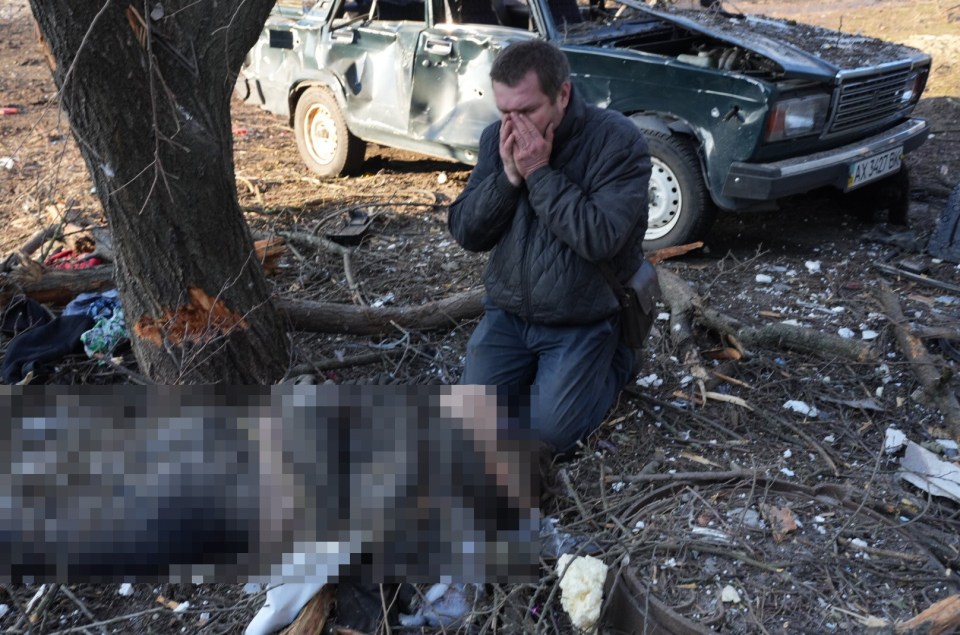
[0,385,537,583]
[448,41,651,453]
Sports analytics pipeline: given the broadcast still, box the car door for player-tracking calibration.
[408,0,537,161]
[322,0,430,138]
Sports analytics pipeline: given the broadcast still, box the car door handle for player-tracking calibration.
[424,38,452,56]
[331,29,356,43]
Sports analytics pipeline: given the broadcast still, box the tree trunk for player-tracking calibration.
[29,0,287,383]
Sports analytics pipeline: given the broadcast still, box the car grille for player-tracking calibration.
[828,68,913,135]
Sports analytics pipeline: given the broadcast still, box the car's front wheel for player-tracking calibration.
[641,131,716,252]
[294,87,366,178]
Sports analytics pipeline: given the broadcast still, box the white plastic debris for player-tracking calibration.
[633,521,645,531]
[611,481,625,492]
[755,274,773,284]
[243,583,262,594]
[371,292,395,308]
[936,439,959,453]
[557,554,608,633]
[636,374,663,388]
[837,327,855,339]
[118,583,134,597]
[780,467,795,477]
[884,427,907,454]
[900,442,960,504]
[661,557,678,569]
[782,400,818,417]
[850,538,868,549]
[805,260,821,273]
[437,171,448,184]
[0,604,8,618]
[861,330,879,340]
[823,434,836,443]
[656,311,671,321]
[173,602,190,614]
[0,157,14,170]
[720,585,742,603]
[783,449,793,459]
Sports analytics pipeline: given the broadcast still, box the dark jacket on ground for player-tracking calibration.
[448,87,651,326]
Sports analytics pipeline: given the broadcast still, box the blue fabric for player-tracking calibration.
[63,289,120,320]
[460,302,634,453]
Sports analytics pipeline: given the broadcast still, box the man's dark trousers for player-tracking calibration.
[460,302,634,453]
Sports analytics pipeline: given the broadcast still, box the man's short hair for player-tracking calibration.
[490,40,570,103]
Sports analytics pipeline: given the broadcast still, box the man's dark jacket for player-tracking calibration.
[449,87,651,326]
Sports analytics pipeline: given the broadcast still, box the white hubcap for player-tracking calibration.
[305,103,338,166]
[646,156,683,240]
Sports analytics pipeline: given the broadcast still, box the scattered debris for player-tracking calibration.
[900,441,960,504]
[720,585,741,604]
[782,400,818,417]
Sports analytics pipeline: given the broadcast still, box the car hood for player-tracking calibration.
[604,4,931,81]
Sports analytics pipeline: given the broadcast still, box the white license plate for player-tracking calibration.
[846,147,902,191]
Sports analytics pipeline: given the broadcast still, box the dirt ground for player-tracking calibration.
[1,0,960,632]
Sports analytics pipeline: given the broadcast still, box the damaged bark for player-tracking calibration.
[876,280,960,440]
[29,0,286,383]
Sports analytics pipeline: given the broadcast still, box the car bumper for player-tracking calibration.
[721,118,929,201]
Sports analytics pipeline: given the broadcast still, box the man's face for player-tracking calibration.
[493,69,571,136]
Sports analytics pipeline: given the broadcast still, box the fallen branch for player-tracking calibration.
[657,267,697,358]
[276,288,483,335]
[0,239,285,309]
[279,230,364,305]
[698,305,877,363]
[280,585,335,635]
[648,241,704,265]
[895,594,960,635]
[876,280,960,440]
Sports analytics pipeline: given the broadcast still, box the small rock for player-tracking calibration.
[755,274,773,284]
[837,327,855,339]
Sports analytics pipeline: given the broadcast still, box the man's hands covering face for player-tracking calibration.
[500,113,554,187]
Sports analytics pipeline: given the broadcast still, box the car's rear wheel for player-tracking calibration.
[294,87,366,178]
[641,131,716,252]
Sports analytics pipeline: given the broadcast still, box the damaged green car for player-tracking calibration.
[236,0,931,249]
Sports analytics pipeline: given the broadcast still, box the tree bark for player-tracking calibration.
[29,0,287,383]
[277,288,484,334]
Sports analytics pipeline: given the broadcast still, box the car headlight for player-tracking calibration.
[899,72,923,105]
[765,94,830,142]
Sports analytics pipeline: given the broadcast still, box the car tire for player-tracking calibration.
[641,130,716,252]
[294,87,366,178]
[845,165,910,226]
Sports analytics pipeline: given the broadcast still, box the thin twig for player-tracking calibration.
[58,586,108,635]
